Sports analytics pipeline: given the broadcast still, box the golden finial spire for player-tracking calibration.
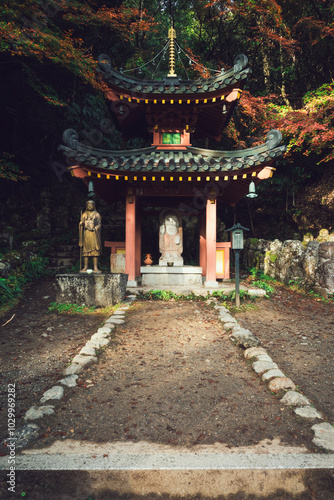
[167,26,177,77]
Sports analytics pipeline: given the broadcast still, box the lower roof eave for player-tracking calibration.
[69,163,273,181]
[69,163,272,207]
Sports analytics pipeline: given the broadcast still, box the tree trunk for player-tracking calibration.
[256,16,271,94]
[262,45,271,94]
[279,41,291,107]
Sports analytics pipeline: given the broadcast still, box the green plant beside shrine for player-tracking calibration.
[48,302,97,315]
[0,255,50,312]
[48,302,115,315]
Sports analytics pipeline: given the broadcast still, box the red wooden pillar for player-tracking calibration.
[125,194,137,286]
[199,212,206,276]
[205,198,218,288]
[135,205,142,277]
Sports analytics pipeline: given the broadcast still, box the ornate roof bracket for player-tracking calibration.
[233,54,249,73]
[62,129,78,150]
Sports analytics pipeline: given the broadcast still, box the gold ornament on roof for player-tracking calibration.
[168,27,177,77]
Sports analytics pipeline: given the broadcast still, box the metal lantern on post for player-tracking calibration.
[226,223,249,307]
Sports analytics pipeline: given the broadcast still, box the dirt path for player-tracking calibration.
[0,279,109,453]
[0,280,333,456]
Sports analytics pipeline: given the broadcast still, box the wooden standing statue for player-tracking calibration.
[79,200,102,273]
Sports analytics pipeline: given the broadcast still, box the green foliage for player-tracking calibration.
[252,280,275,295]
[48,302,96,314]
[137,288,257,305]
[210,290,230,300]
[23,65,68,107]
[68,262,81,274]
[266,83,334,164]
[247,268,276,296]
[23,256,50,281]
[0,153,28,181]
[221,290,251,302]
[293,287,334,304]
[288,277,303,287]
[248,238,259,248]
[303,84,334,107]
[138,290,180,301]
[0,0,157,91]
[209,290,254,304]
[0,278,14,304]
[48,301,115,314]
[249,268,276,282]
[138,289,208,301]
[0,255,50,307]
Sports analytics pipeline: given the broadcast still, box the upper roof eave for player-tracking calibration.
[97,54,251,98]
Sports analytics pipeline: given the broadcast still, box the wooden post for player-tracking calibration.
[199,212,206,276]
[125,194,137,287]
[205,198,218,288]
[135,205,142,278]
[235,249,240,307]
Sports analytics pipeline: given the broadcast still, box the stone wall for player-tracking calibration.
[244,237,334,297]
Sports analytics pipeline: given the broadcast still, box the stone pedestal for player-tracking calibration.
[141,266,202,287]
[110,254,126,273]
[204,280,219,288]
[56,273,128,307]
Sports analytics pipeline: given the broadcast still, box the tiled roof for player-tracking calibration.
[60,129,285,175]
[97,54,251,97]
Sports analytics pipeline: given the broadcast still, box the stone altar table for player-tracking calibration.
[141,266,202,287]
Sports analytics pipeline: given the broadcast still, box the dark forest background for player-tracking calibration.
[1,0,334,266]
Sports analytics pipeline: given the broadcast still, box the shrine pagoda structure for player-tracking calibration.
[60,29,285,287]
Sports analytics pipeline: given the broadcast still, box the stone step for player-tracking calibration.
[128,284,267,297]
[5,450,334,498]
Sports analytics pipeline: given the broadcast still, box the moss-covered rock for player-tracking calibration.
[302,232,314,247]
[315,241,334,294]
[269,252,278,263]
[317,228,329,243]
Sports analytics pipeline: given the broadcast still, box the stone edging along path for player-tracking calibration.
[2,294,334,455]
[0,295,134,454]
[215,304,334,452]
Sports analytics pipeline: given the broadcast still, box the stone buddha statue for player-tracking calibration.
[159,209,183,266]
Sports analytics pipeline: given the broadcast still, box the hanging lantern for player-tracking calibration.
[88,180,95,197]
[246,180,258,198]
